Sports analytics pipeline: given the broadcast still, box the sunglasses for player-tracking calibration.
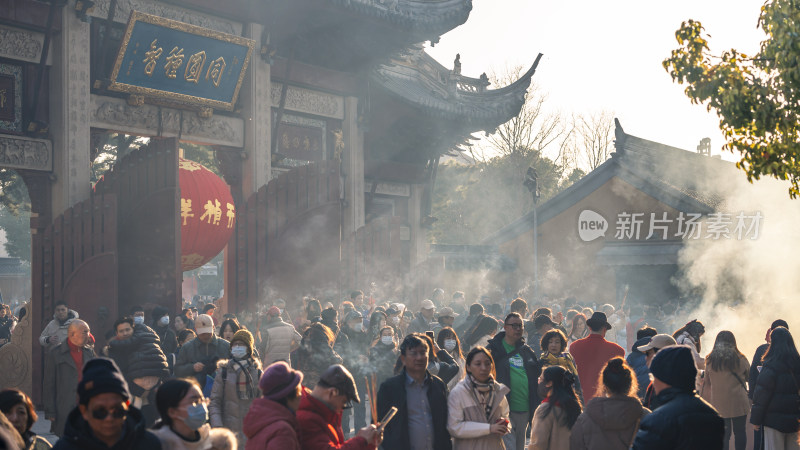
[505,323,523,330]
[91,406,126,420]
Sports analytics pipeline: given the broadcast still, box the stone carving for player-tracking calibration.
[0,301,32,393]
[91,95,243,146]
[91,0,241,35]
[0,136,52,171]
[0,26,44,63]
[271,84,345,119]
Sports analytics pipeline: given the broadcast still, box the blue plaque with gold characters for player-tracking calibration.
[108,11,255,111]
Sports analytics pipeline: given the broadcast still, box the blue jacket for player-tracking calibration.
[626,337,651,400]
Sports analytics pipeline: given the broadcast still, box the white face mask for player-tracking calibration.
[133,316,144,325]
[159,316,170,326]
[231,345,247,359]
[381,336,393,346]
[391,316,400,325]
[444,339,457,351]
[351,323,363,332]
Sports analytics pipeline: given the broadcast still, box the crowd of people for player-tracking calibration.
[0,290,790,450]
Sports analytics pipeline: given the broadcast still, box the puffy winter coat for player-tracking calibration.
[107,324,170,383]
[53,405,161,450]
[260,319,301,366]
[296,391,372,450]
[153,324,178,355]
[486,332,541,419]
[447,375,510,450]
[750,358,800,433]
[626,338,651,400]
[569,396,649,450]
[632,387,724,450]
[748,343,768,400]
[43,343,95,436]
[174,335,230,386]
[701,354,750,418]
[39,309,79,349]
[209,358,262,449]
[243,397,299,450]
[529,402,572,450]
[151,423,237,450]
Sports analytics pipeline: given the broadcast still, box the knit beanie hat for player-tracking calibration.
[77,358,131,405]
[649,345,697,391]
[260,361,303,401]
[231,329,254,352]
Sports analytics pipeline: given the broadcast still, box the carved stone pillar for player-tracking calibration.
[240,23,271,196]
[342,96,364,235]
[50,3,91,216]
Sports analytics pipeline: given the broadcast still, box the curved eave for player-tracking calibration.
[372,53,541,128]
[327,0,473,34]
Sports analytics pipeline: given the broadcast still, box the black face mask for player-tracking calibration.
[537,381,550,400]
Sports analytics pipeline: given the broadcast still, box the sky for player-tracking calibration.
[427,0,766,163]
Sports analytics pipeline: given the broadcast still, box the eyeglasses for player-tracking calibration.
[91,406,126,420]
[505,323,523,330]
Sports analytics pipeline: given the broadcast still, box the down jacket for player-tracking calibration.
[569,396,649,450]
[209,358,262,449]
[242,397,300,450]
[626,337,651,400]
[529,402,572,450]
[447,375,510,450]
[750,358,800,433]
[260,318,301,366]
[632,387,724,450]
[39,309,79,349]
[106,324,170,383]
[486,332,541,419]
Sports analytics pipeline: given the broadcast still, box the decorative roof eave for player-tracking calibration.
[326,0,473,35]
[372,52,542,129]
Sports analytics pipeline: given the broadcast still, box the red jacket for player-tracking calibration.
[243,397,300,450]
[569,333,625,403]
[296,391,372,450]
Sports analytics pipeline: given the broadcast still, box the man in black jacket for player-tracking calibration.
[486,312,541,450]
[106,317,170,426]
[377,334,451,450]
[633,345,724,450]
[749,319,788,450]
[54,357,162,450]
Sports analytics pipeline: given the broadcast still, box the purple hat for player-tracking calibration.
[260,361,303,400]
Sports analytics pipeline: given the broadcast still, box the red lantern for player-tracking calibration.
[179,158,235,271]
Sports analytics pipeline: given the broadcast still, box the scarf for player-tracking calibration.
[68,340,84,380]
[231,359,258,400]
[540,351,579,377]
[468,374,495,422]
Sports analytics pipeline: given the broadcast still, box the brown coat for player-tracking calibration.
[528,403,572,450]
[701,354,750,418]
[569,396,649,450]
[43,342,95,436]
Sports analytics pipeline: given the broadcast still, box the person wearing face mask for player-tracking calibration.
[131,305,147,327]
[385,306,402,334]
[528,365,582,450]
[334,311,370,438]
[242,362,304,450]
[437,327,466,391]
[175,314,231,390]
[106,316,170,427]
[152,378,237,450]
[366,311,388,344]
[368,326,399,386]
[152,306,178,355]
[209,330,262,449]
[53,357,162,450]
[447,347,511,450]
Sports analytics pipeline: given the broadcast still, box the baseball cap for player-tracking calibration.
[421,299,435,310]
[438,307,457,318]
[318,364,360,403]
[195,314,214,335]
[638,334,677,352]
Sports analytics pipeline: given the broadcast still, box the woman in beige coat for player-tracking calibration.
[447,346,511,450]
[529,365,582,450]
[701,330,750,450]
[570,357,649,450]
[209,330,262,450]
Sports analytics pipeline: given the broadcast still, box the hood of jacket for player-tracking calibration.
[242,397,297,440]
[584,396,645,431]
[60,404,147,450]
[56,309,79,325]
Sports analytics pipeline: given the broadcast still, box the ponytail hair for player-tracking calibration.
[541,365,582,429]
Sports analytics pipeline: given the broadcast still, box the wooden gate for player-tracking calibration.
[343,215,409,298]
[93,138,182,315]
[227,161,341,312]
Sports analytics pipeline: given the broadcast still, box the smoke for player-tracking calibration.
[674,174,800,358]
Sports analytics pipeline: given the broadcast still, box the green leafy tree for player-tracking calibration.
[663,4,800,197]
[0,206,31,265]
